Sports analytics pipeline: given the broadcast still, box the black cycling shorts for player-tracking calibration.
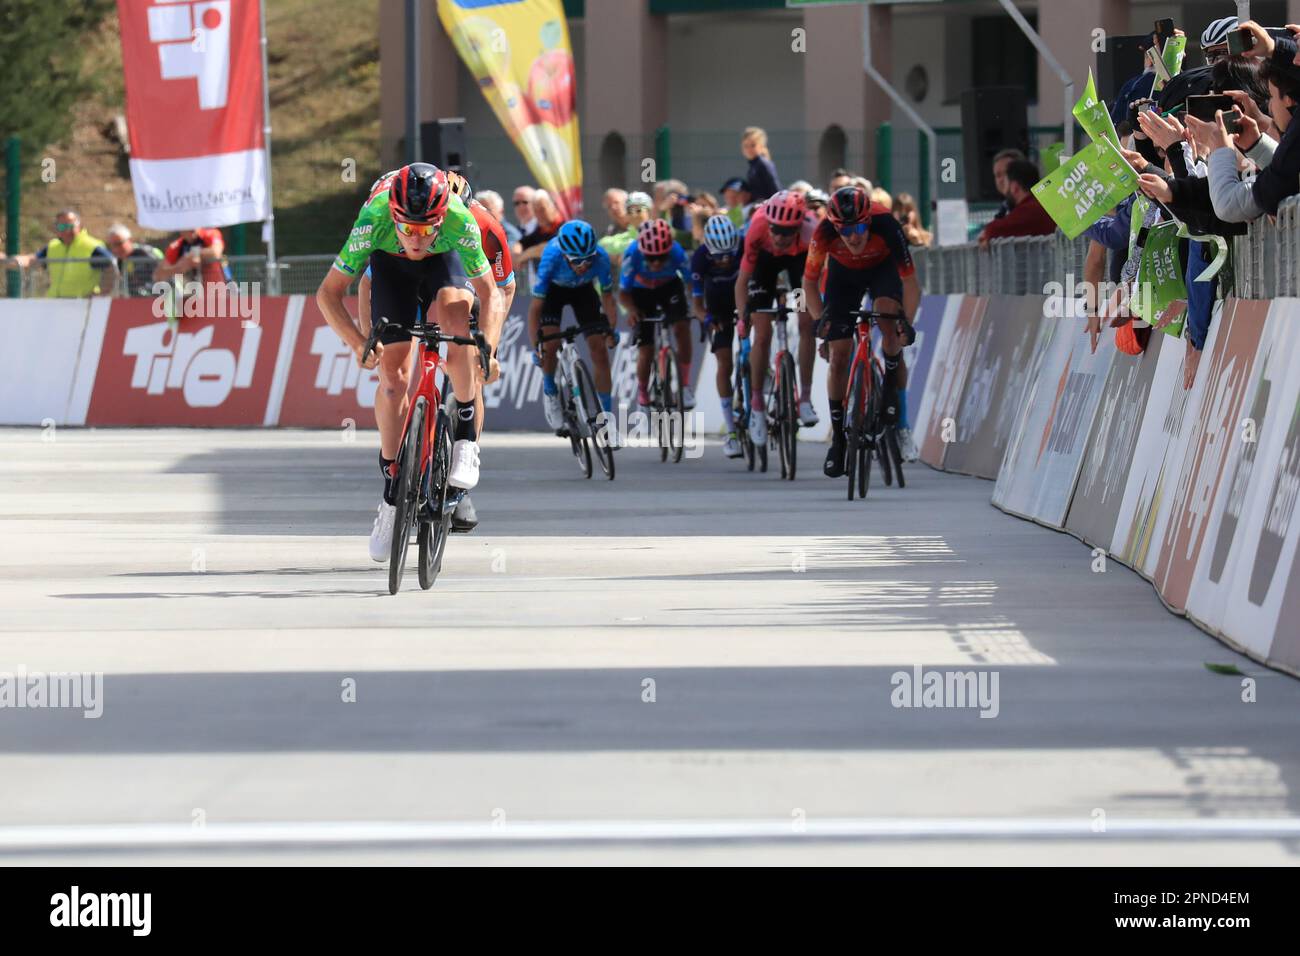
[539,283,605,330]
[747,250,808,310]
[818,257,904,343]
[627,279,689,347]
[702,287,736,352]
[368,250,457,346]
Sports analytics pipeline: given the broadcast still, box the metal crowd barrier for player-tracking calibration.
[914,233,1090,297]
[4,253,352,299]
[917,194,1300,301]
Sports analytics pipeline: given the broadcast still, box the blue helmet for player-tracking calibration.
[703,214,739,256]
[556,220,598,259]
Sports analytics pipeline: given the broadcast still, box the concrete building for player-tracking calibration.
[379,0,1300,228]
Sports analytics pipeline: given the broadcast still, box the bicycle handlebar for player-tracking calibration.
[844,309,917,347]
[362,315,491,376]
[537,322,616,345]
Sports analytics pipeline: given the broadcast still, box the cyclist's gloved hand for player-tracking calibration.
[900,317,917,347]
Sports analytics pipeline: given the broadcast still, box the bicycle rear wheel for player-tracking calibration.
[778,353,797,481]
[574,359,614,480]
[417,408,452,589]
[389,396,426,594]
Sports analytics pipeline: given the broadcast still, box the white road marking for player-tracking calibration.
[1,817,1299,851]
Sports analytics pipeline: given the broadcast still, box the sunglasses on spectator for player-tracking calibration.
[395,219,440,237]
[837,222,869,237]
[55,222,75,232]
[770,224,798,238]
[513,199,531,206]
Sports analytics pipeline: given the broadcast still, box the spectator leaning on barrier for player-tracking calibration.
[990,149,1026,220]
[476,190,521,247]
[602,188,629,236]
[512,184,537,236]
[0,210,116,297]
[106,224,163,297]
[155,227,228,286]
[1197,22,1300,222]
[978,160,1056,246]
[893,192,932,248]
[741,126,781,202]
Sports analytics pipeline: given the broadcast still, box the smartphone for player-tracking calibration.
[1186,94,1235,122]
[1227,27,1255,55]
[1154,18,1175,41]
[1223,111,1243,135]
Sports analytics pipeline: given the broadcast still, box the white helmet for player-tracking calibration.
[1201,16,1238,49]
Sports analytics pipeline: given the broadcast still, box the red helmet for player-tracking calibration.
[388,163,450,224]
[826,185,870,229]
[764,190,806,228]
[638,218,674,256]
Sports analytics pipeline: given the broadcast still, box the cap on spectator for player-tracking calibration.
[626,191,652,211]
[720,177,746,194]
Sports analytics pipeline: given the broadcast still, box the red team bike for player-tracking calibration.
[362,314,490,593]
[843,309,908,501]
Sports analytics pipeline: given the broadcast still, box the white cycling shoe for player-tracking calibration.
[898,427,919,462]
[723,433,743,458]
[543,393,565,432]
[448,439,481,490]
[681,386,696,410]
[369,500,396,563]
[799,399,820,427]
[749,412,768,446]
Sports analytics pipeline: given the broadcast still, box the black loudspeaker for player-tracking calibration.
[420,118,467,172]
[1096,34,1152,107]
[960,87,1028,203]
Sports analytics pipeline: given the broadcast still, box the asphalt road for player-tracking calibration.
[1,427,1298,865]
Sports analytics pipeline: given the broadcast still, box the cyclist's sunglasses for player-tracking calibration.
[770,224,799,238]
[643,254,668,266]
[395,219,441,238]
[565,253,597,268]
[837,222,869,237]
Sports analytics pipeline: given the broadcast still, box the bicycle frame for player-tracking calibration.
[400,340,450,477]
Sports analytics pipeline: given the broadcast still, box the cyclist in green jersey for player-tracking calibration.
[316,162,498,562]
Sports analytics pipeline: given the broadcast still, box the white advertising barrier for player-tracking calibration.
[0,298,111,426]
[916,296,982,468]
[1185,299,1300,669]
[991,307,1117,527]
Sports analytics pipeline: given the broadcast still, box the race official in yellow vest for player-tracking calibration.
[0,210,118,297]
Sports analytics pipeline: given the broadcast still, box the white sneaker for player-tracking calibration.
[799,399,819,427]
[898,427,919,462]
[749,411,767,446]
[723,433,743,458]
[681,386,696,410]
[543,392,565,431]
[448,439,481,489]
[368,500,396,562]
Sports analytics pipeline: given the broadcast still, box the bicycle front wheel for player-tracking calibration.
[887,426,905,489]
[389,396,427,594]
[844,361,865,501]
[778,352,797,481]
[417,408,452,589]
[663,349,684,464]
[574,358,614,480]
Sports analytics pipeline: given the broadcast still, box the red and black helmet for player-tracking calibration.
[638,218,674,257]
[826,185,870,229]
[388,162,450,224]
[764,189,806,228]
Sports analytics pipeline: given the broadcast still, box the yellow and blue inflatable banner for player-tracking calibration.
[437,0,583,217]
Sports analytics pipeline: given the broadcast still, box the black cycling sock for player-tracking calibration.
[829,399,844,442]
[454,402,477,442]
[883,351,902,391]
[380,455,397,506]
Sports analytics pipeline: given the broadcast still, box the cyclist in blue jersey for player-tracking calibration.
[529,220,620,437]
[691,215,744,458]
[618,219,695,410]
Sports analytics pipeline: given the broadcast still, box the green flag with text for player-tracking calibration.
[1072,70,1119,145]
[1031,138,1139,240]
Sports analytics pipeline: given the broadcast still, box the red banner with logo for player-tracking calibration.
[117,0,269,229]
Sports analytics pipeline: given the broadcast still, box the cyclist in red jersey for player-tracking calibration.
[802,185,920,479]
[733,190,819,447]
